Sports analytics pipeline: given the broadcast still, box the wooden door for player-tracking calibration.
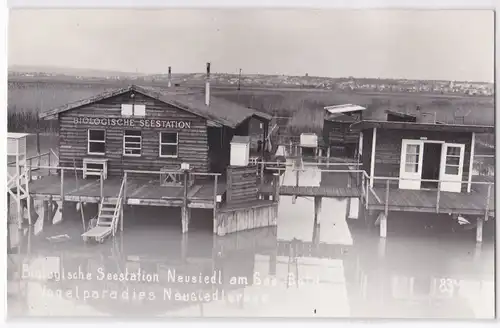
[439,143,465,193]
[399,139,424,190]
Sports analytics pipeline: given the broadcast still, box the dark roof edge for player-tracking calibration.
[39,84,271,128]
[349,120,494,133]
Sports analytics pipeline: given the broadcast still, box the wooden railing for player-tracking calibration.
[473,154,495,177]
[371,176,494,217]
[123,169,222,207]
[27,165,105,202]
[112,177,126,235]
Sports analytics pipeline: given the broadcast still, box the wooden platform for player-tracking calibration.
[367,187,494,216]
[259,184,361,198]
[26,175,226,209]
[81,226,112,243]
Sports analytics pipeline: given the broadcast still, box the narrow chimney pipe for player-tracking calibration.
[205,62,211,106]
[167,66,172,88]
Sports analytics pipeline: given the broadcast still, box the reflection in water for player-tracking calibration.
[6,163,495,319]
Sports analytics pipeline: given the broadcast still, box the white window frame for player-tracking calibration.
[134,104,146,117]
[88,129,106,155]
[123,130,142,157]
[121,104,146,117]
[121,104,133,116]
[159,132,179,158]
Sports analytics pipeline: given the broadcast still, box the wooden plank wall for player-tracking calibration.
[323,121,359,146]
[226,165,258,204]
[361,128,472,191]
[215,203,279,236]
[58,91,209,177]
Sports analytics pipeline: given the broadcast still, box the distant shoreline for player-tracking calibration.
[8,76,493,100]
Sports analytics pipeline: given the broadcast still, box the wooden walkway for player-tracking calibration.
[27,175,226,209]
[367,187,494,216]
[259,184,361,198]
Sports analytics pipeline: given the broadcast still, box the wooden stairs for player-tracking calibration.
[82,177,125,243]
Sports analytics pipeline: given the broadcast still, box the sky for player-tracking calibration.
[8,9,495,82]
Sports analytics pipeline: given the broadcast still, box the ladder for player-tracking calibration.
[96,199,120,235]
[82,176,125,243]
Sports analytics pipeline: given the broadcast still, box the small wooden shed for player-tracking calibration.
[323,104,366,158]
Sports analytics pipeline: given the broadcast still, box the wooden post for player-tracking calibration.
[122,172,127,232]
[27,195,32,225]
[327,146,331,159]
[262,122,268,159]
[16,143,22,230]
[476,217,484,244]
[60,168,64,202]
[48,152,51,176]
[365,179,370,210]
[379,213,387,238]
[467,132,476,193]
[212,174,219,234]
[28,158,32,182]
[272,173,280,203]
[181,170,190,234]
[100,170,104,202]
[384,180,390,218]
[345,197,352,221]
[260,162,264,185]
[314,196,322,225]
[436,181,441,213]
[484,184,492,221]
[369,127,377,188]
[380,180,389,238]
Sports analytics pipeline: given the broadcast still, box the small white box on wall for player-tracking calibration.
[300,133,318,148]
[230,136,251,167]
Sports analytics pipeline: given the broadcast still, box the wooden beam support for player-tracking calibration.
[272,173,280,202]
[181,170,190,234]
[436,182,441,213]
[345,197,351,221]
[484,183,492,222]
[314,196,322,225]
[262,122,268,159]
[379,212,387,238]
[467,132,476,193]
[476,217,484,244]
[60,169,64,201]
[212,174,219,234]
[47,152,53,175]
[121,172,127,232]
[370,128,377,188]
[100,170,104,202]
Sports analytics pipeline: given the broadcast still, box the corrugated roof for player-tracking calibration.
[324,104,366,114]
[39,84,272,128]
[324,112,357,123]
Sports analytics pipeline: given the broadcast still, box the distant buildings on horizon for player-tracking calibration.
[7,71,494,96]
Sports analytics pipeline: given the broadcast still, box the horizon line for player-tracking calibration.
[7,64,494,84]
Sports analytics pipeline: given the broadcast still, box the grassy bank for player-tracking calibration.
[8,79,495,136]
